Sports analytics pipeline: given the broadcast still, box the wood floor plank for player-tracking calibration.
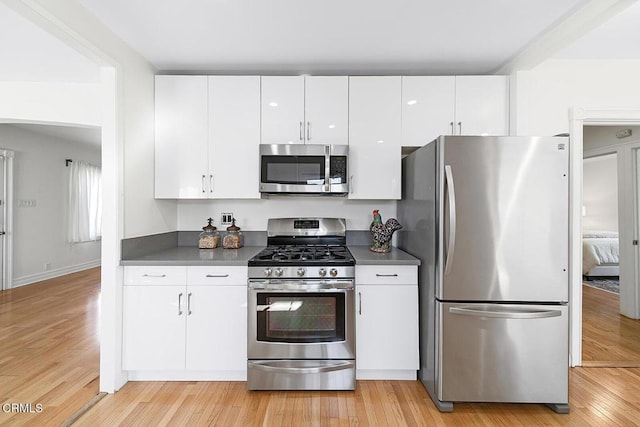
[0,267,101,426]
[582,284,640,363]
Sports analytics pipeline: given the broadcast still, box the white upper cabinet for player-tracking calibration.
[261,76,348,145]
[401,75,509,147]
[155,75,209,198]
[261,76,305,144]
[454,75,509,136]
[155,75,261,199]
[304,76,349,145]
[208,76,261,199]
[348,76,402,200]
[402,76,456,147]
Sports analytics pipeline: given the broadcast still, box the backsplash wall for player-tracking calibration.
[177,198,396,231]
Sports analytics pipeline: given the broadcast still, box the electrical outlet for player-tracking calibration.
[221,212,233,225]
[44,263,51,271]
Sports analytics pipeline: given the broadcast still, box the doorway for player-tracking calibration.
[569,109,640,367]
[0,150,13,292]
[581,145,640,365]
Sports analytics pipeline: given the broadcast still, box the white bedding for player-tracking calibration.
[582,231,619,275]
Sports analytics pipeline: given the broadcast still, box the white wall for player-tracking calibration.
[583,154,618,233]
[514,59,640,136]
[177,199,396,231]
[1,0,177,238]
[0,124,101,286]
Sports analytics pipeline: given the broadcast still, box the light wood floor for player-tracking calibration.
[0,267,101,426]
[582,284,640,366]
[5,271,640,425]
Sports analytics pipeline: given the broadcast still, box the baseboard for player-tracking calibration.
[12,260,101,288]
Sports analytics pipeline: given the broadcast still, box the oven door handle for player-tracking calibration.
[249,360,353,374]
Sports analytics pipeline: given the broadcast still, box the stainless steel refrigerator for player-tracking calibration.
[397,135,569,414]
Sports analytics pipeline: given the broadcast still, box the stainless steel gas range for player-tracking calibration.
[247,218,356,390]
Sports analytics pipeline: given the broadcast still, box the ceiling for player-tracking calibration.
[2,0,639,149]
[77,0,609,75]
[7,124,102,148]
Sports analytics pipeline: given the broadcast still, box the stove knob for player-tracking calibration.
[274,268,283,277]
[329,268,338,277]
[297,268,306,277]
[318,268,327,277]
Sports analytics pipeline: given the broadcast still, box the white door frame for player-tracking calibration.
[0,149,14,291]
[569,107,640,366]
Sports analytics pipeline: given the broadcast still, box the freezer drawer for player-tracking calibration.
[438,302,568,404]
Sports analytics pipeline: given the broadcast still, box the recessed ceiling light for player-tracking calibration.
[328,124,336,129]
[269,102,278,107]
[407,100,417,105]
[377,140,384,144]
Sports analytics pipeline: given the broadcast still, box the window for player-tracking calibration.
[67,161,101,243]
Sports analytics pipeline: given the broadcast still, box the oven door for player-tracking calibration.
[248,280,355,360]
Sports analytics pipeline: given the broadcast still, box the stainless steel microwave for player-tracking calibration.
[259,144,349,196]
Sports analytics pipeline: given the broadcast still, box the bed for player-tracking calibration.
[582,231,619,279]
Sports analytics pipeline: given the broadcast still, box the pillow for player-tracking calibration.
[583,231,619,238]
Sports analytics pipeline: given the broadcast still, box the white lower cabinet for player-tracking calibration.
[123,266,247,380]
[355,265,418,380]
[185,285,247,371]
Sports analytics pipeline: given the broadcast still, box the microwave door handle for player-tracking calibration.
[324,145,330,192]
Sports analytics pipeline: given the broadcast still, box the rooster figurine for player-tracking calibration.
[369,209,402,253]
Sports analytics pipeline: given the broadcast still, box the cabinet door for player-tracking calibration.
[123,285,186,370]
[348,76,402,199]
[155,76,209,198]
[186,285,247,371]
[454,76,509,136]
[401,76,455,146]
[356,284,418,370]
[209,76,261,198]
[304,76,349,145]
[261,76,305,144]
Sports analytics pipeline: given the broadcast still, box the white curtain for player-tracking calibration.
[68,161,102,243]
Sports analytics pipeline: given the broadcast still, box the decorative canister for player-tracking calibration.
[198,218,220,249]
[223,218,244,249]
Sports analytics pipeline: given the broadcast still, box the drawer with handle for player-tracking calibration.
[355,265,417,285]
[124,266,187,286]
[187,266,248,286]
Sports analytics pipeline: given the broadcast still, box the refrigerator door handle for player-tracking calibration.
[449,306,563,319]
[444,164,456,275]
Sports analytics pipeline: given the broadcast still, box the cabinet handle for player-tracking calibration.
[375,273,399,277]
[307,121,311,141]
[209,175,213,193]
[187,292,192,315]
[299,121,304,141]
[358,292,362,315]
[142,274,166,278]
[450,121,454,135]
[178,293,183,316]
[457,121,462,135]
[202,175,206,193]
[206,274,229,278]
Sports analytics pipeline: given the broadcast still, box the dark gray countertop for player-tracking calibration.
[120,244,420,267]
[120,246,264,266]
[348,246,421,266]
